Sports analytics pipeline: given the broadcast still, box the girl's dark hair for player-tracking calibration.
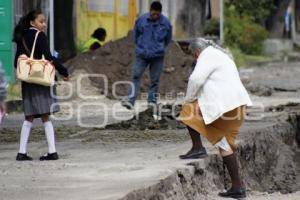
[13,10,43,43]
[92,28,107,41]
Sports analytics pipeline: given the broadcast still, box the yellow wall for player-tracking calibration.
[76,0,136,50]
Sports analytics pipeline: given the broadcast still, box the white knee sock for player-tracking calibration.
[215,137,232,152]
[43,121,56,154]
[19,121,33,154]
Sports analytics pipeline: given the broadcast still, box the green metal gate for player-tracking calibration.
[0,0,13,81]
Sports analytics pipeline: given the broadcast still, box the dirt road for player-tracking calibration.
[1,61,300,200]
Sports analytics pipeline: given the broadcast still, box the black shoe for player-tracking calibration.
[121,101,133,110]
[179,148,208,159]
[39,152,59,161]
[16,153,33,161]
[218,187,246,199]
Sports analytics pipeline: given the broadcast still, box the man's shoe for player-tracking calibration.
[39,152,59,161]
[179,148,208,159]
[121,101,133,110]
[16,153,33,161]
[147,102,157,109]
[218,187,246,199]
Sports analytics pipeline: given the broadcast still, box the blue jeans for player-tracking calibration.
[128,56,164,105]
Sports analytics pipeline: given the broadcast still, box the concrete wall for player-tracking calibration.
[263,39,294,56]
[74,0,137,49]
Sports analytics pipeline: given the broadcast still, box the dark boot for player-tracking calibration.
[187,126,205,150]
[218,187,246,199]
[39,152,59,161]
[179,126,207,159]
[218,153,246,199]
[16,153,33,161]
[179,148,207,159]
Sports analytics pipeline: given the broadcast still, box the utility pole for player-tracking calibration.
[49,0,54,54]
[291,0,296,43]
[220,0,224,45]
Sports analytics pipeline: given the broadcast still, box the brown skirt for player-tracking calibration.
[179,101,246,150]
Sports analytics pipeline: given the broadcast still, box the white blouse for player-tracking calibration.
[184,46,252,124]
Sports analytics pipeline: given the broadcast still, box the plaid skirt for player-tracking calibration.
[179,101,246,150]
[21,82,60,118]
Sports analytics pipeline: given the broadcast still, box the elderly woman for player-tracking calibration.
[179,38,252,198]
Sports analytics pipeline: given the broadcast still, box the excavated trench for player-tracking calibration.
[119,109,300,200]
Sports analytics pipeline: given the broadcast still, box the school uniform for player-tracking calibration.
[14,28,68,118]
[14,27,68,160]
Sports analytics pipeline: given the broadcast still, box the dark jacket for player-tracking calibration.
[14,28,69,78]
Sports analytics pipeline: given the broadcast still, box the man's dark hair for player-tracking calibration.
[92,28,106,41]
[150,1,162,12]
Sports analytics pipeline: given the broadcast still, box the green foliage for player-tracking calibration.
[229,47,246,67]
[225,0,275,22]
[229,47,271,67]
[224,6,269,54]
[204,18,220,36]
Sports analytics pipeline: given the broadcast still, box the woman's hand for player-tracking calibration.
[194,101,202,116]
[194,101,199,114]
[63,76,69,81]
[183,97,196,105]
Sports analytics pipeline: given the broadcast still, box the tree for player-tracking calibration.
[295,0,300,32]
[178,0,208,37]
[267,0,292,38]
[226,0,275,22]
[227,0,292,38]
[54,0,76,62]
[224,6,268,54]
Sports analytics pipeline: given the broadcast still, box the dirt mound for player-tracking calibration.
[105,104,185,130]
[65,32,194,100]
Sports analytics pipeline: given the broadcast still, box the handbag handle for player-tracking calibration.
[30,31,40,59]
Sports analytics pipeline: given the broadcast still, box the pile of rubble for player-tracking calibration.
[65,32,194,100]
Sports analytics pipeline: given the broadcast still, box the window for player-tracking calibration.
[87,0,114,13]
[120,0,128,16]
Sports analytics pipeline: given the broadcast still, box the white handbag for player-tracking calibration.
[17,31,55,87]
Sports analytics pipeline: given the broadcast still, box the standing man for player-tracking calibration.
[122,1,172,109]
